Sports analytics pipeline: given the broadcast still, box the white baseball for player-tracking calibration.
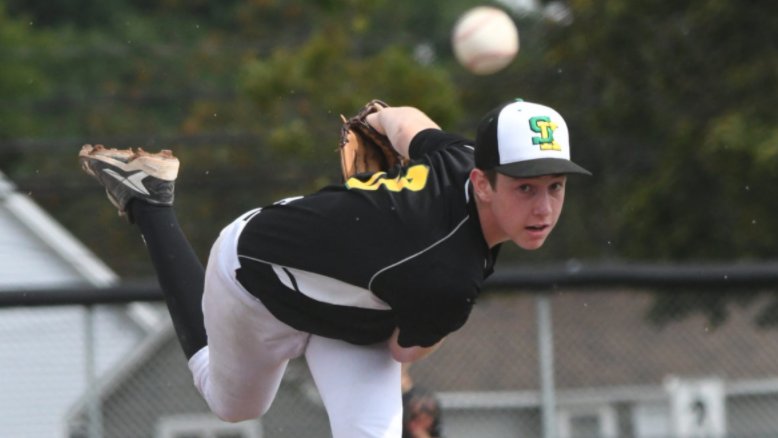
[451,6,519,75]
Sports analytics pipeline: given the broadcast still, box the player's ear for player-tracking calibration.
[470,168,493,202]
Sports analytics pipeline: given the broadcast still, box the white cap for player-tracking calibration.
[475,99,591,177]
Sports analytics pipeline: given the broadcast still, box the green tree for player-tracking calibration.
[5,0,778,328]
[1,0,474,276]
[540,0,778,260]
[0,3,47,136]
[535,0,778,324]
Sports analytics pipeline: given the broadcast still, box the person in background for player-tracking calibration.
[402,364,444,438]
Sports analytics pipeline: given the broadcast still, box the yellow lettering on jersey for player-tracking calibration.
[346,164,430,192]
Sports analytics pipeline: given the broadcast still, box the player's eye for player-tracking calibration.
[550,181,564,191]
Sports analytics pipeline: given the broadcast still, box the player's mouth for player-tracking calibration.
[525,224,550,235]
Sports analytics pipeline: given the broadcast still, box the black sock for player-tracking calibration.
[130,200,207,359]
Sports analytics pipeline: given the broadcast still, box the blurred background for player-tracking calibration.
[1,0,778,436]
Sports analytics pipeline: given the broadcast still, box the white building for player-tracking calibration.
[0,171,161,437]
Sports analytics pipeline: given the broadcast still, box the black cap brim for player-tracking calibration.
[494,158,592,178]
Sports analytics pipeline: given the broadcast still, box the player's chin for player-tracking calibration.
[513,234,549,250]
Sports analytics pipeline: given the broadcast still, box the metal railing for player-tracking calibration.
[3,262,778,438]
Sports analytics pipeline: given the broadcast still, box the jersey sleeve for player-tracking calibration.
[408,129,473,160]
[395,273,475,347]
[392,265,477,348]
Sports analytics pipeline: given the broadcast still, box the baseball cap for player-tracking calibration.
[474,99,591,177]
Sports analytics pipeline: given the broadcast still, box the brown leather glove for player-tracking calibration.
[339,99,407,181]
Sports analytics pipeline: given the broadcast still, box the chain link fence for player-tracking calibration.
[3,269,778,438]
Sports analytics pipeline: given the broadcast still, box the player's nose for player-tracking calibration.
[532,192,552,216]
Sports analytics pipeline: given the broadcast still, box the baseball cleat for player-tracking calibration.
[79,144,179,217]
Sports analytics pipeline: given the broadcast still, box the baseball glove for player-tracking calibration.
[339,99,406,181]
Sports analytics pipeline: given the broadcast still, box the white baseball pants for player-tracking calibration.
[187,210,403,437]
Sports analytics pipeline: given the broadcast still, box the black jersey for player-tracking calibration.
[236,129,500,347]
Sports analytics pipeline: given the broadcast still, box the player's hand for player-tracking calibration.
[390,329,445,363]
[365,112,386,135]
[364,106,440,160]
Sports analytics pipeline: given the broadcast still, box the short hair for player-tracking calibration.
[402,385,443,437]
[482,168,498,188]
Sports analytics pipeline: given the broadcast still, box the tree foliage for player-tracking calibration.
[533,0,778,325]
[541,0,778,260]
[2,0,778,324]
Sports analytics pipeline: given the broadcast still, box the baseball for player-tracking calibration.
[451,6,519,75]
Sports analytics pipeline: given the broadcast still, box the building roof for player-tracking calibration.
[409,289,778,392]
[0,170,157,438]
[0,170,117,290]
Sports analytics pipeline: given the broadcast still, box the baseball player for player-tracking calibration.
[78,99,590,437]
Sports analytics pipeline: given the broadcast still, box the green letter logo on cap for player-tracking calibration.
[529,116,561,151]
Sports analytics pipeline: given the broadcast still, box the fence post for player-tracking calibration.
[536,293,556,438]
[85,305,103,438]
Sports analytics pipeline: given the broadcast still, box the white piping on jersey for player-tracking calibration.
[462,143,474,203]
[237,255,392,310]
[368,215,471,291]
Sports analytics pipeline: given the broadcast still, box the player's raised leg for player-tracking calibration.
[190,215,310,421]
[78,144,207,358]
